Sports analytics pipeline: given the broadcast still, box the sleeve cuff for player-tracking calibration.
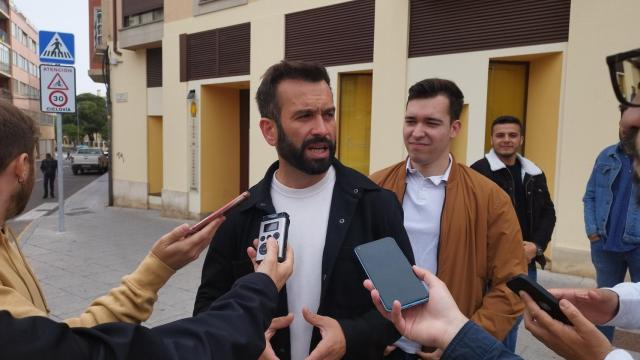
[122,253,176,293]
[604,349,634,360]
[604,283,640,329]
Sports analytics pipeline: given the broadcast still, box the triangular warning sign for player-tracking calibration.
[40,33,73,60]
[47,73,69,90]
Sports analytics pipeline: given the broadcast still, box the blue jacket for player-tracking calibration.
[442,321,521,360]
[583,143,640,245]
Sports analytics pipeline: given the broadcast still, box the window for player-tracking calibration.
[94,8,103,47]
[123,8,162,28]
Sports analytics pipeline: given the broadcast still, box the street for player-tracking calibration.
[7,158,102,236]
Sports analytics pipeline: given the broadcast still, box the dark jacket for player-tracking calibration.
[40,158,58,176]
[0,272,278,360]
[194,159,414,360]
[471,150,556,256]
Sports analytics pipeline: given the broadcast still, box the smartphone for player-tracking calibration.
[355,237,429,311]
[187,191,250,235]
[507,274,571,325]
[256,212,289,263]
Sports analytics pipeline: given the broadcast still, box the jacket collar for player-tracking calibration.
[239,158,377,213]
[485,149,542,176]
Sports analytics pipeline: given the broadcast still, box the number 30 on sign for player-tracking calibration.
[40,64,76,113]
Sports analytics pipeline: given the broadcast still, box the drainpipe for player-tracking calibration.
[112,0,122,55]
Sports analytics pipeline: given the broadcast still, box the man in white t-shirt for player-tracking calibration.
[194,60,413,360]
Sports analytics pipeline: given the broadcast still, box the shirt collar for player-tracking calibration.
[405,154,453,186]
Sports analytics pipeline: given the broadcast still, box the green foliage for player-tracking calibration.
[61,92,108,143]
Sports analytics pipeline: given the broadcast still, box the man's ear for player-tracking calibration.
[450,119,462,139]
[12,153,30,182]
[259,118,278,146]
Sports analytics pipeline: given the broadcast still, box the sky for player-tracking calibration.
[13,0,104,95]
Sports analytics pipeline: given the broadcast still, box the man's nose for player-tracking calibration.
[310,116,330,136]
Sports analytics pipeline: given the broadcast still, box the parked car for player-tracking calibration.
[71,147,109,175]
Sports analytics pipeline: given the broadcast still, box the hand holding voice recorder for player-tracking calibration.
[256,212,289,263]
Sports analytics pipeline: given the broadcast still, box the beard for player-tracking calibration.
[5,165,34,221]
[275,122,336,175]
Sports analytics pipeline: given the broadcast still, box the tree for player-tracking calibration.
[61,93,108,144]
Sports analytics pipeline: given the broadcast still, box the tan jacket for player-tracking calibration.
[0,226,174,327]
[370,159,527,340]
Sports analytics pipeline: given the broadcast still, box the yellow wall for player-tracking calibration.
[111,48,148,184]
[524,53,563,197]
[147,116,163,194]
[338,73,372,175]
[200,86,241,213]
[450,105,468,164]
[369,0,409,172]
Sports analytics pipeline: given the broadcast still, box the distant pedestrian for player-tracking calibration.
[40,153,57,199]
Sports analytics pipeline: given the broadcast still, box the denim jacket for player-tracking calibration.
[583,143,640,245]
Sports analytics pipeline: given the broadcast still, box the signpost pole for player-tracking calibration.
[56,113,65,232]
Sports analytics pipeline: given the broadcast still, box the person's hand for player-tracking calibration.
[383,345,396,356]
[417,348,442,359]
[258,314,294,360]
[151,217,225,270]
[523,241,538,262]
[588,233,601,242]
[548,288,619,324]
[364,266,468,350]
[303,308,346,360]
[522,291,614,360]
[247,237,293,291]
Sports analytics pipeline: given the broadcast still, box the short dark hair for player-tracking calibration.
[0,100,38,173]
[407,78,464,120]
[491,115,524,135]
[256,60,331,123]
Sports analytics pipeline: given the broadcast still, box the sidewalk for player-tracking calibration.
[18,175,640,358]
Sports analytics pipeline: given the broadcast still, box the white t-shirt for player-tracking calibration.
[271,166,335,360]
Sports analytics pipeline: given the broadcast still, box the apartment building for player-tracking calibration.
[89,0,639,277]
[10,2,55,158]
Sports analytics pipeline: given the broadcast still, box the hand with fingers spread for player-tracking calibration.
[247,237,293,291]
[151,217,225,270]
[364,266,468,351]
[302,307,346,360]
[522,291,614,360]
[548,288,619,325]
[258,314,294,360]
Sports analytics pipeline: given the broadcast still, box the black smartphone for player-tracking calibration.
[355,237,429,311]
[507,274,571,325]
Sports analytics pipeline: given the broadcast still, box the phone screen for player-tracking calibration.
[355,237,429,311]
[188,191,250,235]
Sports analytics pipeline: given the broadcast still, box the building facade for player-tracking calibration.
[89,0,640,277]
[10,1,55,158]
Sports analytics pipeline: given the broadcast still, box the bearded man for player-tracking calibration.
[194,60,413,360]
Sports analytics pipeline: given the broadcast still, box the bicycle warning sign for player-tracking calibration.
[40,64,76,113]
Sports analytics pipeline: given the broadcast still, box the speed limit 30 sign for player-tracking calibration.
[40,64,76,113]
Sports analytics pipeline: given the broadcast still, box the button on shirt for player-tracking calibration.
[395,156,451,354]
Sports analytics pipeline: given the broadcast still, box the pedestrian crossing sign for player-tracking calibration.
[39,31,75,65]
